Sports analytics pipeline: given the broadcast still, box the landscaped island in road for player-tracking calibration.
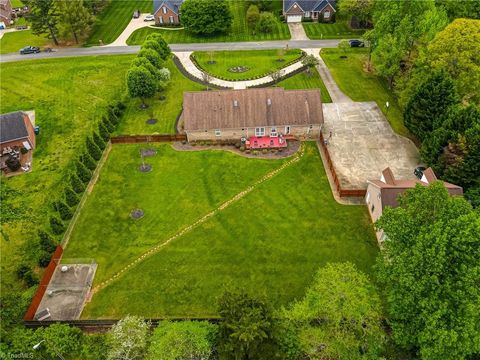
[62,143,378,318]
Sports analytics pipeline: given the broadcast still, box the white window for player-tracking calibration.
[159,16,163,24]
[271,127,277,137]
[324,10,330,19]
[169,15,174,23]
[285,126,291,135]
[305,11,310,17]
[163,6,167,14]
[215,129,221,137]
[255,127,265,136]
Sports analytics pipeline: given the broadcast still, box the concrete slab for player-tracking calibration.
[322,102,419,189]
[35,263,97,320]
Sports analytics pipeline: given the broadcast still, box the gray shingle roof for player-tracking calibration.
[284,0,336,13]
[0,111,29,143]
[153,0,184,15]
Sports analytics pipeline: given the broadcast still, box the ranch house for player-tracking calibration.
[153,0,183,25]
[180,88,323,147]
[283,0,336,23]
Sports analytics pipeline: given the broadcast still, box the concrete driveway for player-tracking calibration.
[288,23,308,40]
[105,14,152,47]
[322,102,419,189]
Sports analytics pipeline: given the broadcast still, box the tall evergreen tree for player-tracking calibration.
[57,0,94,43]
[80,151,97,171]
[70,173,85,193]
[86,137,102,161]
[404,70,458,140]
[93,131,106,150]
[64,186,79,207]
[76,161,92,184]
[24,0,60,45]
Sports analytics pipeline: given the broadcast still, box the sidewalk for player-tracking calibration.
[174,51,306,89]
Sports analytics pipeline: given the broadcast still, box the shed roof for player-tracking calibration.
[0,111,30,143]
[182,88,323,131]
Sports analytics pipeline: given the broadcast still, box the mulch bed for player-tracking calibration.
[146,118,158,125]
[131,209,145,219]
[172,140,301,159]
[138,164,152,172]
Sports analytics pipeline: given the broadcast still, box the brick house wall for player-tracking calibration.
[0,0,12,23]
[154,5,179,25]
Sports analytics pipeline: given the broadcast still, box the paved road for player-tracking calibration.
[0,39,341,63]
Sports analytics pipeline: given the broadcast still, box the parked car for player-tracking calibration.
[144,14,155,21]
[414,166,427,179]
[19,46,40,54]
[133,9,140,18]
[15,25,28,30]
[349,39,365,47]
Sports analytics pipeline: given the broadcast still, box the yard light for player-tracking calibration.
[33,339,66,360]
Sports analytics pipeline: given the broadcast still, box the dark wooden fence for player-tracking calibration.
[24,246,64,321]
[111,134,187,144]
[319,133,366,198]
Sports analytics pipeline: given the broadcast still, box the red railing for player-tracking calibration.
[24,245,64,320]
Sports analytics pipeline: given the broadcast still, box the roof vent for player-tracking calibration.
[233,100,239,107]
[267,98,272,106]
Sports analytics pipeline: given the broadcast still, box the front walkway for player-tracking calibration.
[105,14,151,47]
[174,51,306,89]
[288,23,308,40]
[303,48,353,103]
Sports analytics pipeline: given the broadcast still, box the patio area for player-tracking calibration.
[0,146,32,177]
[245,136,289,149]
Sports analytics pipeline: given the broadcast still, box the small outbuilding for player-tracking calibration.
[180,87,323,144]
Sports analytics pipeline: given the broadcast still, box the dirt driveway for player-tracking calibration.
[322,102,419,189]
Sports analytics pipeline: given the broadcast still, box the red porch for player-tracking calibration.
[245,136,289,149]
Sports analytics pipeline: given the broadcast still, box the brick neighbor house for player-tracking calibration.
[153,0,183,25]
[366,167,463,242]
[283,0,336,23]
[180,88,323,145]
[0,111,36,174]
[0,0,12,25]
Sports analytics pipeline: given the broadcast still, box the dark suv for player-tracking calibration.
[349,39,365,47]
[20,46,40,55]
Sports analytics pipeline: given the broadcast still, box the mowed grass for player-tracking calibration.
[321,48,410,138]
[63,142,378,318]
[303,21,365,40]
[115,58,203,135]
[0,55,134,293]
[279,67,332,103]
[86,0,152,46]
[127,0,290,44]
[0,30,50,54]
[192,49,302,80]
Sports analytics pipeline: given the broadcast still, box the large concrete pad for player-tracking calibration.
[35,263,96,320]
[322,102,419,189]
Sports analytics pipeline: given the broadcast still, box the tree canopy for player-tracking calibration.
[106,315,150,360]
[126,66,157,106]
[180,0,233,35]
[375,182,480,359]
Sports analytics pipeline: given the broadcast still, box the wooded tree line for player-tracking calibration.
[23,0,108,44]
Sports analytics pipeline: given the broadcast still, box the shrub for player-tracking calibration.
[262,148,268,154]
[256,12,276,33]
[38,230,56,253]
[50,216,65,235]
[6,157,21,171]
[76,161,92,184]
[16,263,38,287]
[235,142,241,148]
[80,152,97,171]
[246,4,260,30]
[239,146,246,151]
[56,201,73,221]
[20,147,29,155]
[252,150,259,155]
[99,122,111,142]
[93,132,106,150]
[64,187,79,207]
[38,251,52,267]
[70,173,85,194]
[86,137,102,161]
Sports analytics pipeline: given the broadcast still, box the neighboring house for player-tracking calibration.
[153,0,183,25]
[0,0,12,25]
[283,0,336,23]
[0,110,36,174]
[181,88,323,143]
[366,167,463,242]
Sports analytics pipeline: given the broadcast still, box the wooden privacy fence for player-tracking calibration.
[319,133,366,198]
[24,246,64,320]
[111,134,187,144]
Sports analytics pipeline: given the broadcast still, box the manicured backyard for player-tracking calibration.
[279,67,332,103]
[0,55,134,294]
[303,21,365,40]
[0,30,50,54]
[62,142,378,318]
[86,0,152,46]
[191,49,303,80]
[321,48,409,138]
[127,1,290,45]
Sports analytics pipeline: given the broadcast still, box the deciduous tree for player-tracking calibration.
[375,182,480,359]
[107,315,150,360]
[338,0,374,26]
[126,66,157,107]
[137,48,163,68]
[256,12,276,33]
[180,0,233,35]
[301,54,319,76]
[24,0,60,45]
[58,0,94,43]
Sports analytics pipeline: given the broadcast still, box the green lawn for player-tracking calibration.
[0,55,134,293]
[86,0,152,46]
[279,67,332,103]
[10,0,23,8]
[115,59,203,135]
[192,49,303,81]
[127,1,290,45]
[62,142,378,318]
[303,21,365,40]
[321,48,410,138]
[0,30,50,54]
